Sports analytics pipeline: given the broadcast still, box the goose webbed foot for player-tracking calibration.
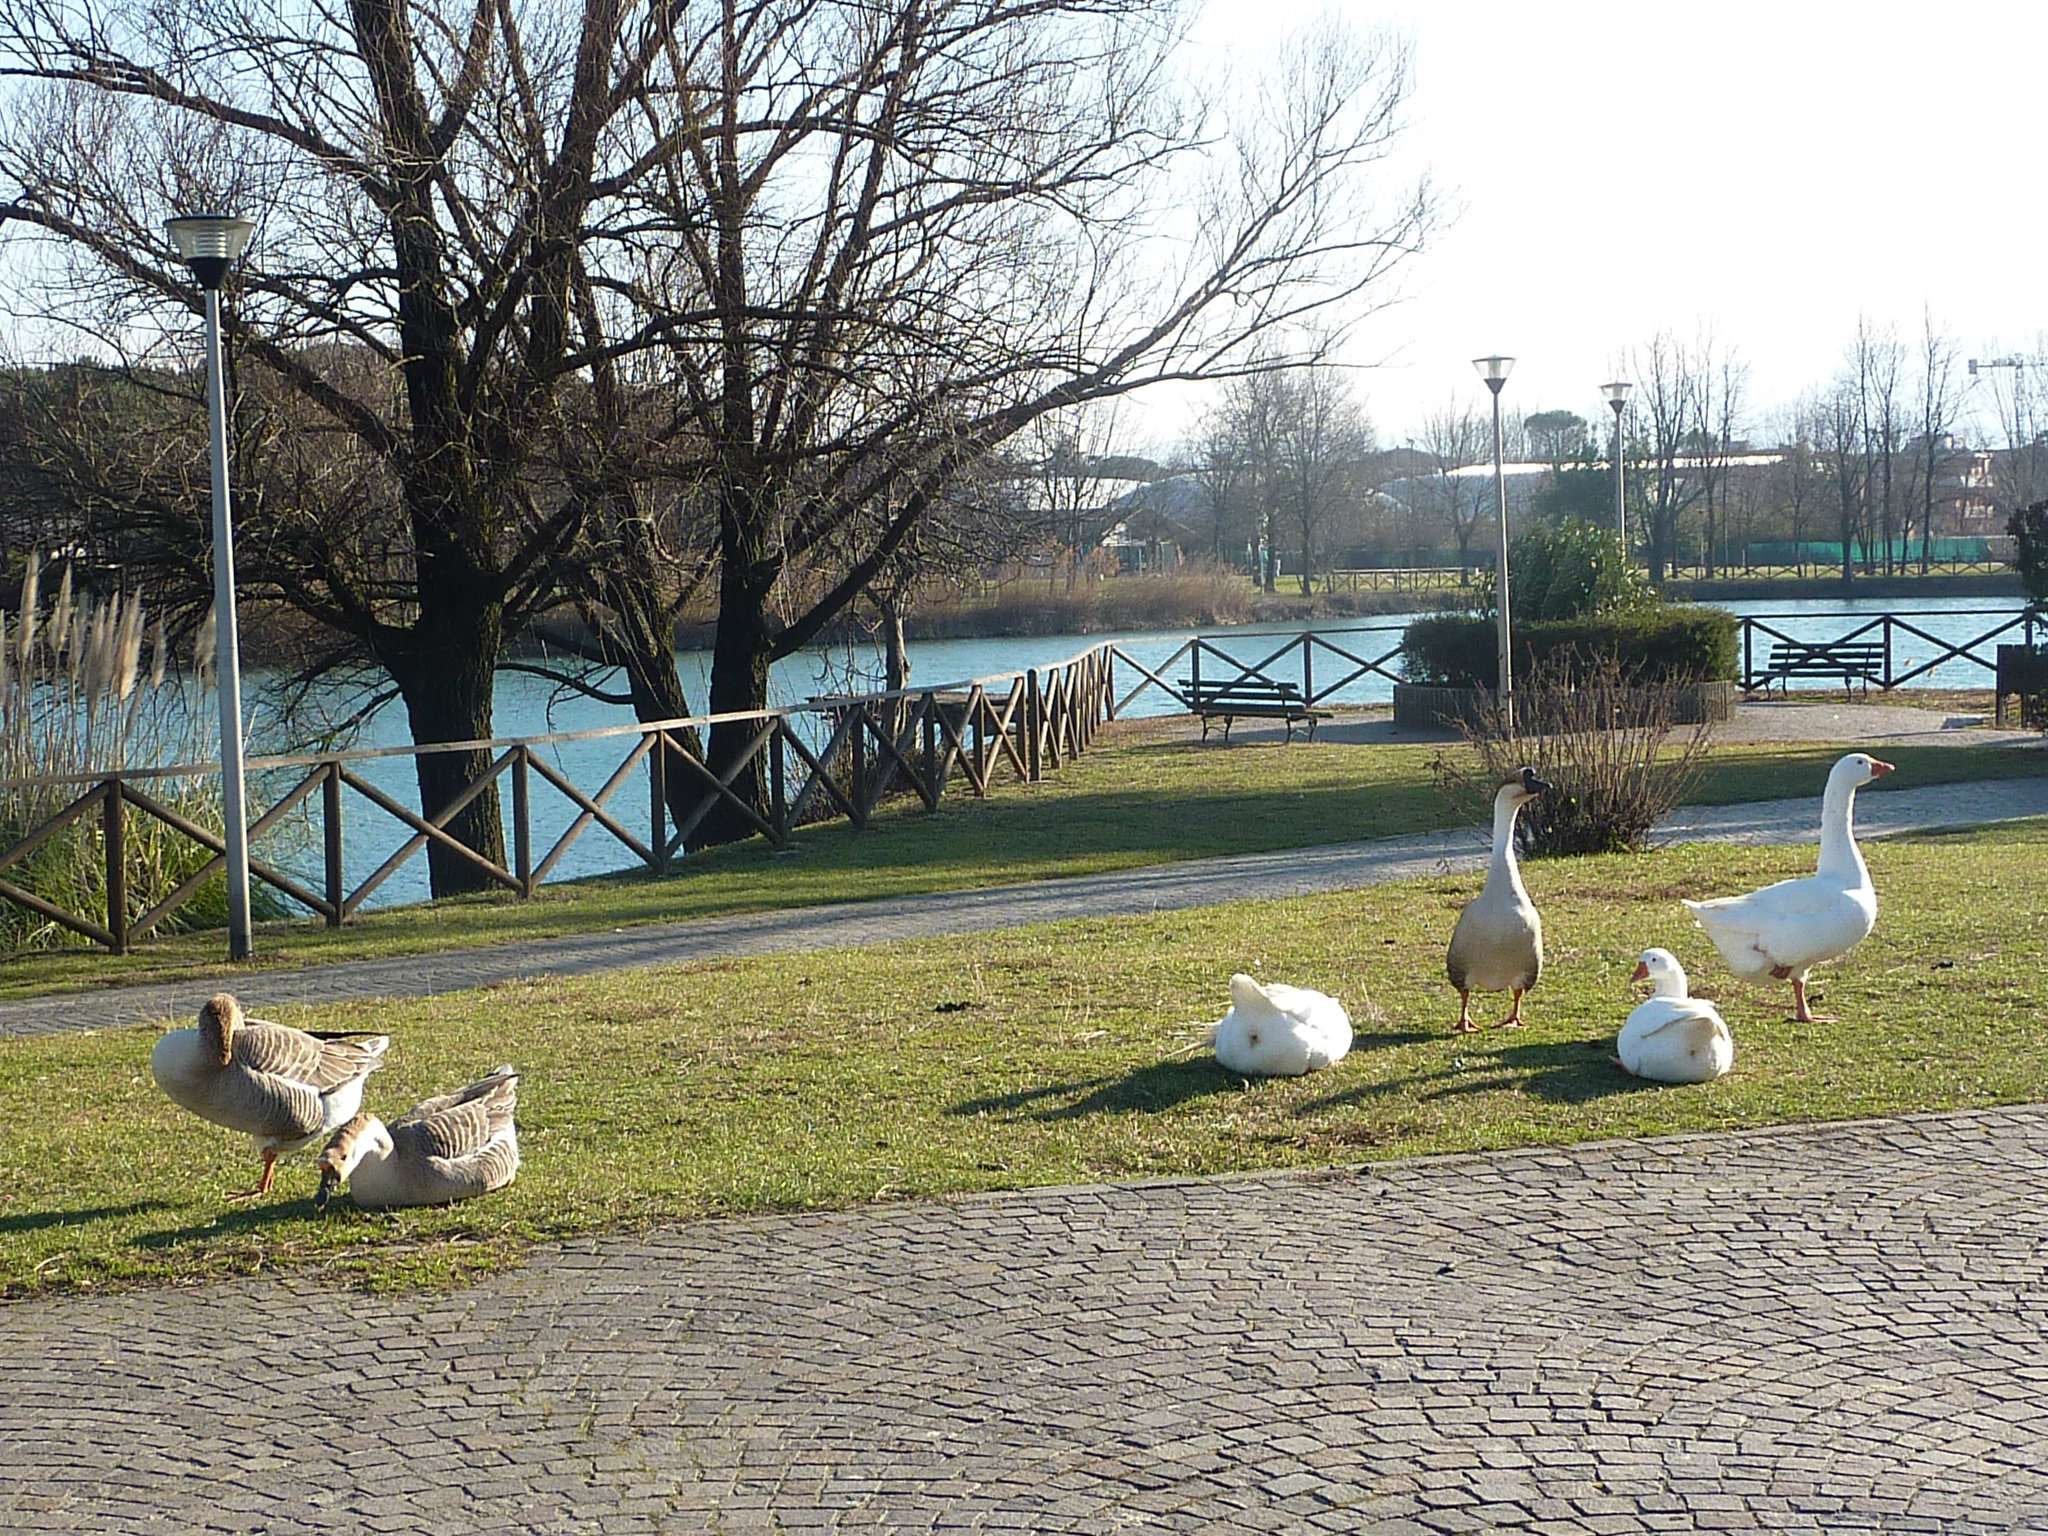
[1454,990,1479,1034]
[1495,989,1527,1029]
[1789,979,1835,1025]
[227,1150,279,1202]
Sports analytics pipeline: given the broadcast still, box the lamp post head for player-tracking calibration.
[1471,355,1514,395]
[165,214,255,292]
[1602,379,1633,414]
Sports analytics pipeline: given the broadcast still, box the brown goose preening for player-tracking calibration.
[1445,767,1551,1033]
[150,993,389,1199]
[316,1066,521,1211]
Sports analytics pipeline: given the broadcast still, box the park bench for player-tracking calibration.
[1180,677,1331,743]
[1995,644,2048,728]
[1760,640,1886,698]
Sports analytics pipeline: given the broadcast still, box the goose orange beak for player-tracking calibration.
[1630,961,1649,983]
[1869,758,1895,778]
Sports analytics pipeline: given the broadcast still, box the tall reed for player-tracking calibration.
[0,556,263,949]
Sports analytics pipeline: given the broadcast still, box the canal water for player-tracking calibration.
[251,594,2030,909]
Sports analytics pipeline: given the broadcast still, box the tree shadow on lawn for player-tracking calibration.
[1300,1036,1655,1114]
[0,1199,175,1236]
[951,1058,1246,1121]
[953,1030,1442,1123]
[135,1196,328,1251]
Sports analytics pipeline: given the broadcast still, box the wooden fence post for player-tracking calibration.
[922,693,940,805]
[1025,668,1043,781]
[850,705,870,824]
[324,761,345,923]
[770,723,788,839]
[650,730,670,873]
[512,747,533,897]
[1301,634,1315,705]
[103,779,127,954]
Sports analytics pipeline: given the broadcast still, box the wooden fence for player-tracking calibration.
[3,606,2038,953]
[1736,609,2039,692]
[0,647,1115,954]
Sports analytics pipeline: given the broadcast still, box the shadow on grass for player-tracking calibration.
[1301,1036,1652,1114]
[952,1058,1244,1121]
[135,1197,325,1250]
[0,1199,175,1236]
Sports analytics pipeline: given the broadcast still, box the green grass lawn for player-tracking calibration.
[3,818,2043,1298]
[1,728,2041,1002]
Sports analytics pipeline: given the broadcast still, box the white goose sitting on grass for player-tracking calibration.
[316,1067,522,1211]
[1446,767,1551,1033]
[1208,974,1352,1076]
[150,993,389,1199]
[1683,752,1893,1022]
[1617,949,1733,1084]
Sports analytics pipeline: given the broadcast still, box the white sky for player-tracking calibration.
[1149,0,2048,455]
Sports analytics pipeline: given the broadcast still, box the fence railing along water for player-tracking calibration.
[0,607,2037,953]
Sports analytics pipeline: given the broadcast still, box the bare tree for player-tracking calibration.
[1221,368,1290,592]
[605,11,1437,841]
[1855,318,1906,575]
[1183,407,1257,563]
[1409,399,1492,585]
[1631,332,1707,585]
[1817,374,1867,583]
[1911,312,1960,572]
[1231,363,1372,595]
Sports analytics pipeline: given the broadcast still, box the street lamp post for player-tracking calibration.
[1472,355,1515,733]
[1602,380,1632,559]
[165,213,258,961]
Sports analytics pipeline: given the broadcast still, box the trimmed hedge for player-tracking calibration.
[1401,605,1737,688]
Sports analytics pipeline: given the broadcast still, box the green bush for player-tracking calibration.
[1481,518,1649,622]
[1401,605,1737,688]
[2013,499,2048,616]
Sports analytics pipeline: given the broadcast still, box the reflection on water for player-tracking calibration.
[249,593,2030,909]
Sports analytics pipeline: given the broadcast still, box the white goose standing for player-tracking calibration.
[150,993,389,1198]
[1683,751,1894,1022]
[1617,949,1733,1084]
[1445,767,1551,1033]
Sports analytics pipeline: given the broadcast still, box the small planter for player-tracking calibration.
[1392,680,1735,730]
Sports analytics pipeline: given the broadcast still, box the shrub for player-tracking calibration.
[1402,605,1736,688]
[1434,659,1717,857]
[2013,499,2048,616]
[1488,518,1650,622]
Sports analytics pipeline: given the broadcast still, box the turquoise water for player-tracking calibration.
[248,594,2030,908]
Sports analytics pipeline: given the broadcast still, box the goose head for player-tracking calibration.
[1631,948,1689,999]
[197,992,242,1066]
[315,1113,394,1212]
[1495,765,1552,810]
[1831,752,1895,789]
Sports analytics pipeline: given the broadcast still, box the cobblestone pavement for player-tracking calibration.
[4,776,2046,1041]
[3,1106,2046,1533]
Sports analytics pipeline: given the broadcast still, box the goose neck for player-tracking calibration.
[1817,775,1867,883]
[1488,796,1526,890]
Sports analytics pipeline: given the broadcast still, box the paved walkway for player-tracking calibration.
[4,775,2046,1041]
[4,1105,2045,1534]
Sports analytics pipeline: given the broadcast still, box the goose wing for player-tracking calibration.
[391,1068,519,1163]
[234,1020,389,1094]
[1684,873,1872,974]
